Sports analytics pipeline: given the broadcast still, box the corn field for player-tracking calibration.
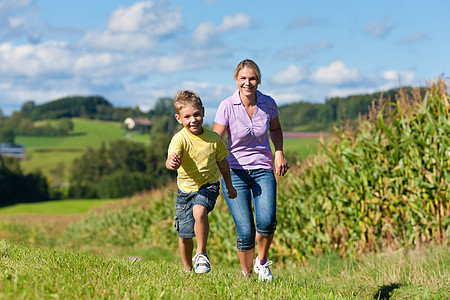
[62,79,449,265]
[273,79,449,261]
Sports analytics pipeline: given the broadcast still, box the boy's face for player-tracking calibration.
[175,104,204,136]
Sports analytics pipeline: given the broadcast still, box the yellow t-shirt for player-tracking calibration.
[168,127,229,193]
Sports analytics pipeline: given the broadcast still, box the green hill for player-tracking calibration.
[279,86,426,131]
[20,95,145,121]
[17,118,147,184]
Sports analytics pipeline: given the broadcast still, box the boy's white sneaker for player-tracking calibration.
[192,253,211,274]
[253,257,273,281]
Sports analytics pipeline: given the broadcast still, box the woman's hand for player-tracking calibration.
[226,184,237,199]
[274,150,289,176]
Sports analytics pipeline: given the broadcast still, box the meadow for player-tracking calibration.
[2,83,449,299]
[16,118,150,182]
[0,189,448,299]
[16,118,320,184]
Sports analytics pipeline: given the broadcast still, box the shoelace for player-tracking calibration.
[193,253,209,267]
[261,261,273,275]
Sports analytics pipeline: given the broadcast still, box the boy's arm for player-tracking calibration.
[216,158,237,199]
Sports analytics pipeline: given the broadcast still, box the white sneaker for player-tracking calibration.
[241,270,251,279]
[253,257,273,281]
[192,253,211,274]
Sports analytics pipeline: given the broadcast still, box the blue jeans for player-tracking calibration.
[174,182,219,238]
[221,169,277,251]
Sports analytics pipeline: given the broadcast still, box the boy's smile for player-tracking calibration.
[175,104,205,136]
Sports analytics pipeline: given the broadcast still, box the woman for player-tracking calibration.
[213,59,289,281]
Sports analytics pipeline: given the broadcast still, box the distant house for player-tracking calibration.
[0,143,26,161]
[123,117,152,131]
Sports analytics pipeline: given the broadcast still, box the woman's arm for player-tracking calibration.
[269,116,290,176]
[213,122,227,139]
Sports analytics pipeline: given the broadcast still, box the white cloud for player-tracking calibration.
[0,0,33,15]
[82,1,182,51]
[399,33,427,44]
[73,53,116,76]
[328,87,376,98]
[382,70,415,85]
[287,17,323,29]
[192,13,251,42]
[268,91,303,105]
[365,18,394,38]
[8,16,28,29]
[83,30,158,52]
[311,60,359,85]
[272,65,305,85]
[277,40,331,60]
[107,1,182,35]
[0,41,73,76]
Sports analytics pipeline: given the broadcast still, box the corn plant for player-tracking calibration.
[273,79,449,261]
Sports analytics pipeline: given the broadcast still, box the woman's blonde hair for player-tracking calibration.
[233,59,261,84]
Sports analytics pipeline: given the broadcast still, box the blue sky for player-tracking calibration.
[0,0,448,123]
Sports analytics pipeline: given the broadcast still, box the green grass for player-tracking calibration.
[0,199,117,215]
[127,132,151,144]
[0,239,447,299]
[284,137,322,159]
[16,118,322,186]
[16,118,130,182]
[17,118,128,149]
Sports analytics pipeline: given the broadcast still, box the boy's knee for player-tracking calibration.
[192,204,207,220]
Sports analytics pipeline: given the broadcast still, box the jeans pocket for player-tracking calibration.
[175,203,187,220]
[174,215,179,231]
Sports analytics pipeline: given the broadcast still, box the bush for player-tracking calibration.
[97,171,149,198]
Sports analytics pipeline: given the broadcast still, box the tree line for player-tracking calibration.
[20,96,146,122]
[278,86,425,131]
[0,155,49,206]
[0,87,423,204]
[0,97,178,205]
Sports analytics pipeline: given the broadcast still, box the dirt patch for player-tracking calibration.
[283,132,333,138]
[0,213,88,235]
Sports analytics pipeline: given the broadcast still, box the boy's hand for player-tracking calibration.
[167,153,182,170]
[227,185,237,199]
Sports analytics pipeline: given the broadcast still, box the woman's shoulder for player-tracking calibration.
[221,90,240,105]
[257,90,277,107]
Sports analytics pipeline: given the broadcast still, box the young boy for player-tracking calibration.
[166,90,237,274]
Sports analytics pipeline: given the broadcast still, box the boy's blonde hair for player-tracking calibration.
[174,90,204,114]
[233,59,261,84]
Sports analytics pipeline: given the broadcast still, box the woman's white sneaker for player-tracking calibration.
[253,257,273,281]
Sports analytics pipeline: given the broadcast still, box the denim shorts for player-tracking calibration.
[174,182,219,238]
[221,169,277,251]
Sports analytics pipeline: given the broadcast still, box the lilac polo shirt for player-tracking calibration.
[214,89,279,170]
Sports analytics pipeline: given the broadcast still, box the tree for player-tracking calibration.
[0,128,15,143]
[20,100,36,118]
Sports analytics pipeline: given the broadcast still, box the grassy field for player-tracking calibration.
[0,192,447,299]
[16,118,148,182]
[0,199,117,215]
[16,118,321,185]
[283,137,323,161]
[0,238,447,299]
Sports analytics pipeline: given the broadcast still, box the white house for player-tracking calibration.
[123,117,152,131]
[0,143,26,161]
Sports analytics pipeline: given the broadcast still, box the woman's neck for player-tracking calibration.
[239,93,257,107]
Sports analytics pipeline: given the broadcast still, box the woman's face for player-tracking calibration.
[236,67,259,99]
